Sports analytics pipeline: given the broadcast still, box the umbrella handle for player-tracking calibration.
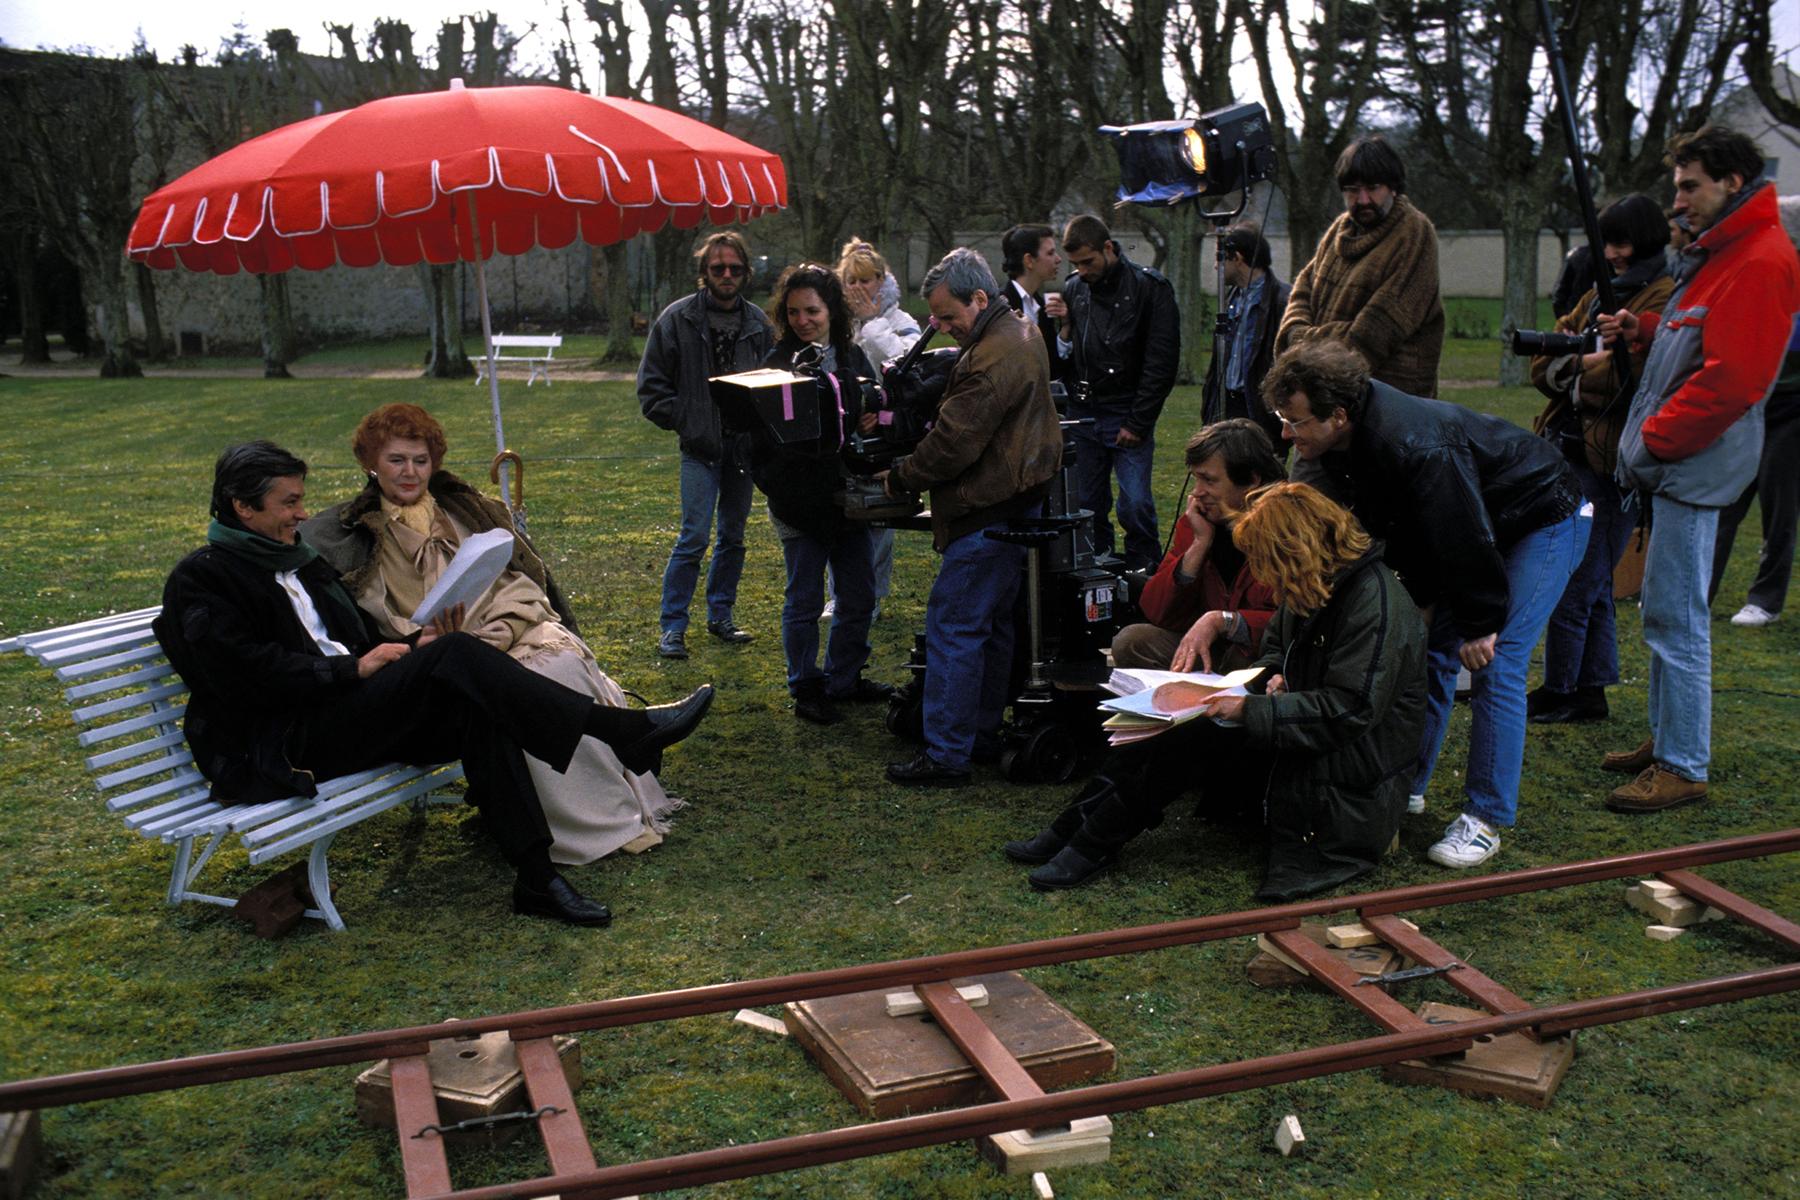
[490,450,526,514]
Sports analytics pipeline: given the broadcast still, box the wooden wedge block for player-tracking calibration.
[1625,889,1719,927]
[1273,1113,1306,1156]
[1325,922,1378,949]
[1253,926,1400,983]
[0,1111,42,1200]
[1636,880,1680,901]
[884,983,989,1018]
[1645,924,1686,941]
[233,862,311,940]
[980,1116,1113,1174]
[733,1009,790,1037]
[1032,1172,1055,1199]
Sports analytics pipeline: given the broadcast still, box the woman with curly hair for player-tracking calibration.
[303,403,684,866]
[1006,482,1427,901]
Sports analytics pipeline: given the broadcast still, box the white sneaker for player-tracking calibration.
[1730,603,1777,627]
[1407,793,1426,815]
[1427,813,1501,868]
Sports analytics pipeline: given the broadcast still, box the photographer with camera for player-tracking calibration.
[879,248,1064,786]
[1052,214,1181,571]
[751,264,889,726]
[1598,126,1800,814]
[1264,340,1589,871]
[1525,194,1673,726]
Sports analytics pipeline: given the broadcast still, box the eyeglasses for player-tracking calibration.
[1275,411,1319,432]
[707,263,747,278]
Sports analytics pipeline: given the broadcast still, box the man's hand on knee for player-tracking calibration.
[357,642,411,678]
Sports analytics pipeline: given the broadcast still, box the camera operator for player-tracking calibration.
[879,248,1064,786]
[1525,194,1673,726]
[1201,223,1291,447]
[1264,340,1589,872]
[1051,214,1181,570]
[751,265,890,726]
[1597,126,1800,814]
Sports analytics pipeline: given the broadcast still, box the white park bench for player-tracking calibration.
[474,333,563,387]
[0,609,463,932]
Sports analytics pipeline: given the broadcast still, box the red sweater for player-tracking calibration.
[1137,520,1278,646]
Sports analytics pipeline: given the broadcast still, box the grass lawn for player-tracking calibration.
[0,341,1795,1198]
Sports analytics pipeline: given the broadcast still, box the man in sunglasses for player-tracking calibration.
[640,231,775,659]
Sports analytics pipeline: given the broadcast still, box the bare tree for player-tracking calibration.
[578,0,644,364]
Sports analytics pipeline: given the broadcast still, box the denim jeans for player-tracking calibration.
[1411,505,1591,827]
[1642,494,1719,781]
[659,453,754,635]
[827,525,893,614]
[923,521,1027,771]
[779,524,876,697]
[1542,462,1637,692]
[1069,412,1159,569]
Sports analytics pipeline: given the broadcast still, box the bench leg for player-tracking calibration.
[166,831,227,906]
[304,834,347,933]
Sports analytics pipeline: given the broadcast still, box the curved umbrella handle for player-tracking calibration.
[490,450,528,533]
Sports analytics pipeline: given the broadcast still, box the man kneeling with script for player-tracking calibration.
[1004,483,1425,900]
[155,442,714,927]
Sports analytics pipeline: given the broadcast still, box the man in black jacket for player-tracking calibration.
[155,442,713,927]
[638,231,774,659]
[999,222,1063,378]
[1201,223,1291,449]
[1262,342,1591,872]
[1052,214,1181,569]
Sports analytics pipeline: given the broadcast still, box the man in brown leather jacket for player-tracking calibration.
[881,248,1064,785]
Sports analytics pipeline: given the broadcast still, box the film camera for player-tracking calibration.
[838,329,962,519]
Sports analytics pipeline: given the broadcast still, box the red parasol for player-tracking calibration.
[127,81,787,510]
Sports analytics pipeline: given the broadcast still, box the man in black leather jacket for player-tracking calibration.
[1051,214,1181,569]
[1262,341,1591,873]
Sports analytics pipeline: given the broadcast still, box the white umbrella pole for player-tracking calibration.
[467,193,525,534]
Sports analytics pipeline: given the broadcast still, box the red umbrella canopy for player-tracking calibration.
[127,83,788,275]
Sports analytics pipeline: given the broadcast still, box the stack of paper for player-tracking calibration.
[1097,667,1261,746]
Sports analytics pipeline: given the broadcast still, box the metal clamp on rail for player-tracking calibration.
[412,1105,563,1139]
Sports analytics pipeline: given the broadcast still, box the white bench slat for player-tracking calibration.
[250,767,463,863]
[85,730,187,771]
[78,705,187,748]
[9,610,158,657]
[53,642,165,681]
[123,793,221,833]
[240,766,444,846]
[38,628,162,667]
[95,748,195,790]
[137,799,229,837]
[67,664,177,703]
[104,769,209,812]
[72,680,185,722]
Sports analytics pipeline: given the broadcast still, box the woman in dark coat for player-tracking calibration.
[1008,482,1427,901]
[753,264,889,725]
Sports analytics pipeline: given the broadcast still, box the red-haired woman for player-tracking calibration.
[1008,483,1427,901]
[304,403,682,866]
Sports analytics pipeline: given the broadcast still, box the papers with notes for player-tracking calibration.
[1098,667,1261,745]
[409,527,514,626]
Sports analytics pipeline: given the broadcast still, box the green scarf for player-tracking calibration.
[207,519,368,645]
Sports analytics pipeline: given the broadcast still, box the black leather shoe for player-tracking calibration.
[1003,828,1066,865]
[1529,686,1609,725]
[885,752,971,787]
[513,875,613,926]
[656,630,689,659]
[706,619,754,645]
[1029,844,1111,891]
[617,685,715,775]
[829,677,895,704]
[794,694,844,725]
[1525,685,1563,718]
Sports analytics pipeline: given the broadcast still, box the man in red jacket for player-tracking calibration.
[1112,419,1284,672]
[1600,125,1800,812]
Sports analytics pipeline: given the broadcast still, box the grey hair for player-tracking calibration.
[1780,195,1800,255]
[920,247,997,304]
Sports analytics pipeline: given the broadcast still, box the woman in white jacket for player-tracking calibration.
[831,238,924,617]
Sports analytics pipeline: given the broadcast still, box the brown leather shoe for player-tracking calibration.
[1605,764,1708,813]
[1601,737,1656,775]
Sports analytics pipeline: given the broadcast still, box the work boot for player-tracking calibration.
[1601,737,1656,774]
[1605,764,1708,813]
[1003,777,1116,865]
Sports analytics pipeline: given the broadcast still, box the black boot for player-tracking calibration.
[1003,777,1116,865]
[1027,792,1147,891]
[1525,685,1566,718]
[1531,685,1609,725]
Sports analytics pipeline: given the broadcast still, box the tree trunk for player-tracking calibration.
[1161,206,1208,387]
[134,262,167,363]
[89,258,141,378]
[597,241,637,366]
[258,274,298,378]
[421,263,473,378]
[1497,187,1539,387]
[14,237,49,363]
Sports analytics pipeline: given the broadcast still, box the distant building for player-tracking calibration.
[1714,64,1800,195]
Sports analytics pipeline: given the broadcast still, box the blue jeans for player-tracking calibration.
[1642,495,1718,781]
[1069,412,1159,569]
[779,525,876,697]
[659,453,753,635]
[1411,506,1591,827]
[923,522,1027,771]
[1542,463,1636,692]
